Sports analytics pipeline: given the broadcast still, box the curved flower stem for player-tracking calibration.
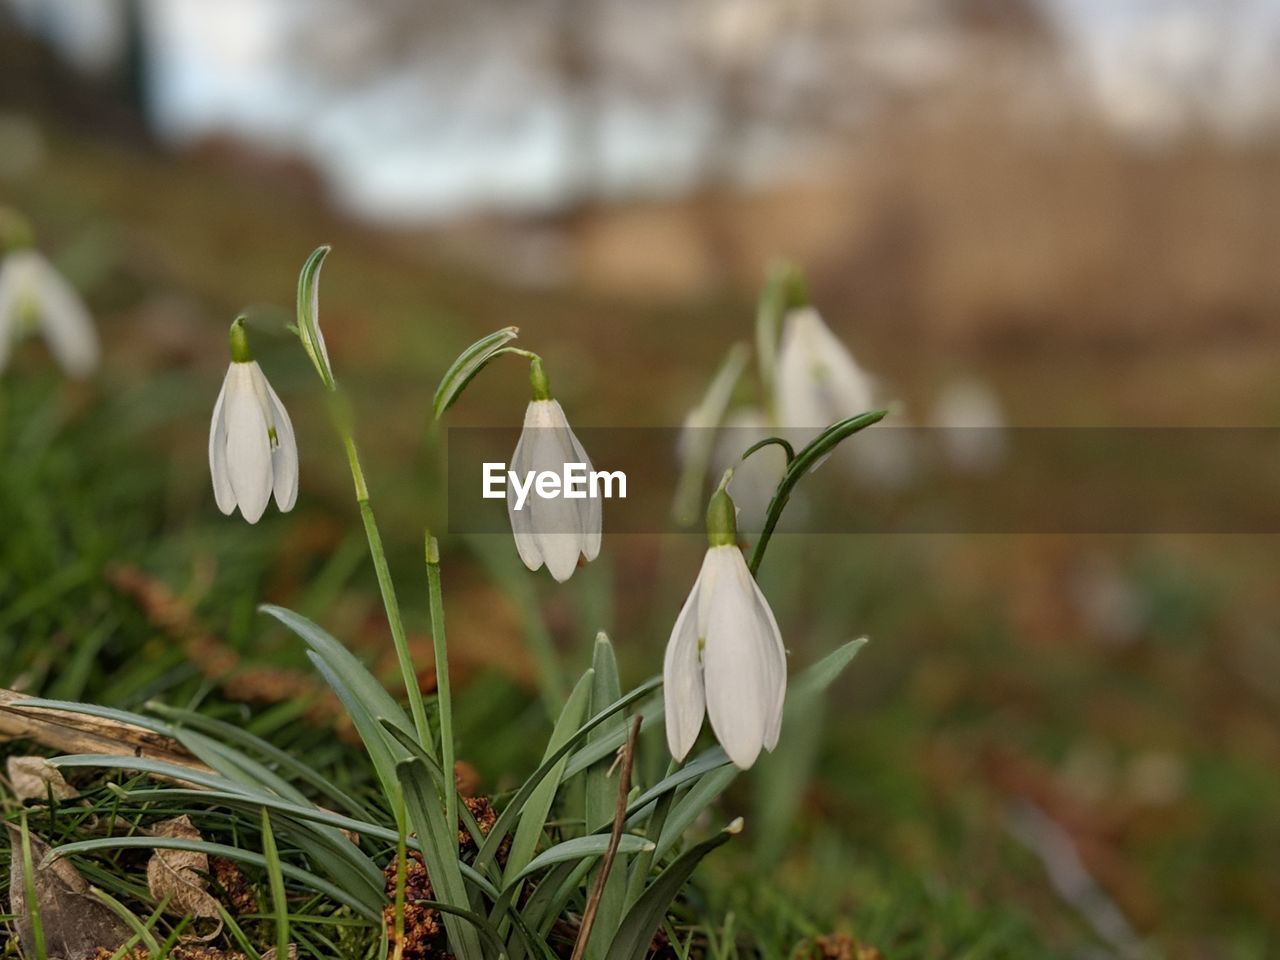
[746,409,888,579]
[332,391,435,757]
[425,533,457,830]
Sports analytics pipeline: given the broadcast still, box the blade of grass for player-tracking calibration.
[261,810,291,960]
[604,819,743,960]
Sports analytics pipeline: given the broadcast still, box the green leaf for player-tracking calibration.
[56,754,386,911]
[260,810,290,960]
[792,636,868,700]
[510,835,653,886]
[585,634,628,958]
[561,694,663,780]
[506,669,594,883]
[260,604,413,738]
[472,678,661,876]
[755,637,867,865]
[432,326,520,420]
[258,604,415,803]
[147,703,373,818]
[605,820,742,960]
[654,766,737,859]
[307,652,409,804]
[398,757,486,960]
[620,748,730,831]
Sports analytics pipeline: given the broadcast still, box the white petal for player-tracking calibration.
[747,574,787,751]
[27,253,99,377]
[526,401,586,581]
[263,373,299,512]
[507,410,545,572]
[663,568,706,761]
[565,416,602,561]
[224,364,273,523]
[208,366,237,515]
[702,546,784,769]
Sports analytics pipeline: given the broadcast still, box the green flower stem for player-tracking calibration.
[332,392,434,757]
[747,409,887,578]
[425,533,457,830]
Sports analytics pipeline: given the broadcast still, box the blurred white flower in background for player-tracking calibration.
[0,248,100,378]
[931,376,1007,474]
[508,398,601,582]
[774,305,914,488]
[209,325,298,524]
[774,306,876,441]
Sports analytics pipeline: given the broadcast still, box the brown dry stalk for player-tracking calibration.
[570,714,642,960]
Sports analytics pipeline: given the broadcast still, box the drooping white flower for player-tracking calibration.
[208,320,297,524]
[774,306,874,439]
[664,487,786,769]
[0,249,99,377]
[507,395,601,582]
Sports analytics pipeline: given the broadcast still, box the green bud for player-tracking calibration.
[706,486,738,547]
[229,316,253,363]
[529,356,550,401]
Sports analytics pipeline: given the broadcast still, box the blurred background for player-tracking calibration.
[2,1,1279,957]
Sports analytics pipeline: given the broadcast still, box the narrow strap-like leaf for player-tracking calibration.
[399,757,487,960]
[604,820,741,960]
[46,836,381,922]
[506,669,595,882]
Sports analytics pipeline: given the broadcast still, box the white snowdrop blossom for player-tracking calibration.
[0,249,99,377]
[774,306,875,439]
[507,396,601,582]
[208,321,297,524]
[664,488,786,769]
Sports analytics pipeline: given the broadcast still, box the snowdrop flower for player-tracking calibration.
[774,306,915,488]
[774,306,874,441]
[0,248,99,377]
[208,318,298,524]
[664,484,786,769]
[507,359,600,582]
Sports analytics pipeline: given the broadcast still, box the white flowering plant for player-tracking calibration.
[6,246,883,959]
